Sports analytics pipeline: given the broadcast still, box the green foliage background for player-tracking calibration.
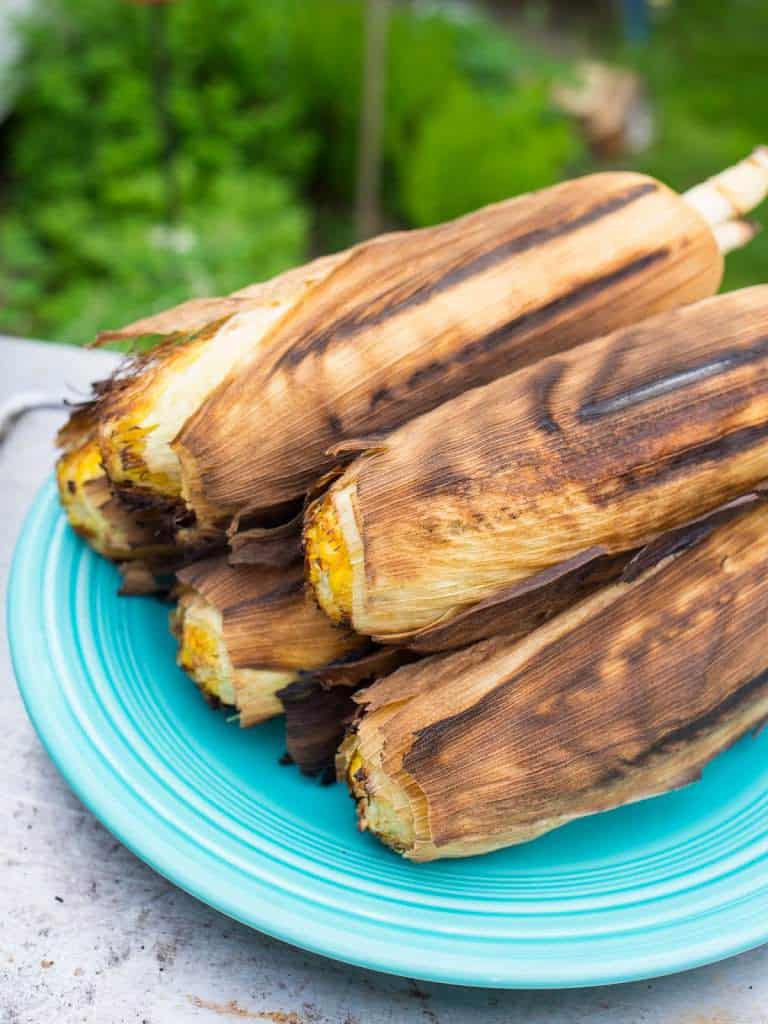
[1,0,766,345]
[0,0,578,344]
[619,0,768,293]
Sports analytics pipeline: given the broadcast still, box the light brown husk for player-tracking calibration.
[175,556,367,726]
[310,286,768,641]
[175,171,721,530]
[340,500,768,860]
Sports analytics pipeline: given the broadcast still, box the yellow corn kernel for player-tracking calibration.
[304,496,354,625]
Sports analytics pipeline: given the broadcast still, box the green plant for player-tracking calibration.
[1,0,315,343]
[0,0,579,344]
[400,81,578,226]
[616,0,768,293]
[0,170,307,344]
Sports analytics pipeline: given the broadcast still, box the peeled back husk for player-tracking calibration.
[56,253,346,565]
[339,498,768,860]
[306,286,768,644]
[279,647,416,775]
[172,556,367,726]
[96,255,345,511]
[55,398,177,569]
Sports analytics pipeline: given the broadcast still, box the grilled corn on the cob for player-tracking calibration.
[176,165,734,530]
[306,286,768,645]
[54,254,345,565]
[175,153,768,532]
[57,152,768,561]
[171,557,366,725]
[339,498,768,860]
[56,420,175,567]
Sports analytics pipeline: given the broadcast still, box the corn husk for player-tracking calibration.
[55,391,180,571]
[339,498,768,860]
[100,256,343,521]
[55,256,346,586]
[279,647,415,775]
[289,510,748,773]
[57,153,768,565]
[172,556,367,726]
[174,170,728,531]
[306,286,768,643]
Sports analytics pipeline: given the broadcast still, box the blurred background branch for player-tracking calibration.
[355,0,390,239]
[146,0,180,228]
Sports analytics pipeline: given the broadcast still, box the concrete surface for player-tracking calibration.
[2,336,768,1024]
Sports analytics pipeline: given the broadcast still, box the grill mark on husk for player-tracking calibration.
[410,450,474,499]
[612,421,768,494]
[406,639,768,788]
[273,183,660,371]
[364,247,671,418]
[579,334,768,422]
[595,666,768,784]
[452,248,669,368]
[533,360,566,435]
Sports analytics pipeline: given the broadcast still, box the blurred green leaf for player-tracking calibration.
[614,0,768,293]
[1,0,580,344]
[401,82,580,226]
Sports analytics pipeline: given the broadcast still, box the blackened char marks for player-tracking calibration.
[581,333,633,417]
[579,334,768,422]
[407,360,449,390]
[406,645,768,794]
[615,421,768,494]
[633,665,768,762]
[533,360,566,434]
[370,386,392,411]
[410,449,474,501]
[272,182,660,373]
[454,248,670,368]
[366,248,672,418]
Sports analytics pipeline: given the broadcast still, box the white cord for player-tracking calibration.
[0,391,66,446]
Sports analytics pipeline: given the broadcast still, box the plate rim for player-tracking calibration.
[9,477,768,989]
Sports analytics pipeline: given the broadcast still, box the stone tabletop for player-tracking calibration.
[2,336,767,1024]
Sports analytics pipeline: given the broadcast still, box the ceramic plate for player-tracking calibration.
[10,479,768,987]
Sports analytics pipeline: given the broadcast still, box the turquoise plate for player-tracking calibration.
[9,480,768,988]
